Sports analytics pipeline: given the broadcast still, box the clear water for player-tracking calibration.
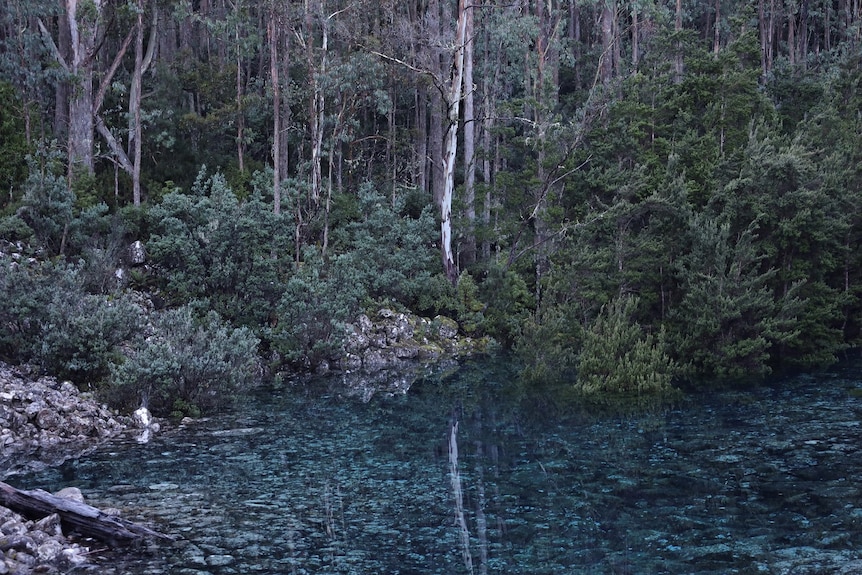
[8,358,862,574]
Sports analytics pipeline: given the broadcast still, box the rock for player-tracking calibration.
[128,240,146,265]
[33,514,62,537]
[35,409,61,431]
[133,406,152,428]
[432,315,459,339]
[54,488,84,503]
[0,361,132,475]
[36,540,63,562]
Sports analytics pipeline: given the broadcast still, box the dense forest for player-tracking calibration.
[1,0,861,414]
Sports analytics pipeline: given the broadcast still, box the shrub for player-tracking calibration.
[37,292,142,387]
[575,295,676,395]
[0,256,141,386]
[109,306,261,417]
[270,248,365,368]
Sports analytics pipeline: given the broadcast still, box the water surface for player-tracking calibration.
[10,358,862,574]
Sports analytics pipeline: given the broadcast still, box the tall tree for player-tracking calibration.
[440,0,469,283]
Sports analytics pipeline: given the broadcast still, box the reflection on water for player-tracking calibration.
[8,358,862,574]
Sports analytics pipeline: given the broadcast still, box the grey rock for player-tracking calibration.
[129,240,147,265]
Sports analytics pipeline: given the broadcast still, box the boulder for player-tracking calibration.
[128,241,146,265]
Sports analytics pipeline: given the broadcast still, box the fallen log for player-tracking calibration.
[0,481,173,547]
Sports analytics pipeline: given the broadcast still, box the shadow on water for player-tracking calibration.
[7,355,862,574]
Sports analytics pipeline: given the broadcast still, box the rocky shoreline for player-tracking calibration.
[0,362,135,574]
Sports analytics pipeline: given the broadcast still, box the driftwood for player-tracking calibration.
[0,481,172,547]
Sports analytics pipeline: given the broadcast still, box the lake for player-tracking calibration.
[9,357,862,574]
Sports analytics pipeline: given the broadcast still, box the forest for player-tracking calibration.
[0,0,861,415]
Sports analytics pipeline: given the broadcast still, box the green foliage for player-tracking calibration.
[0,82,29,212]
[15,148,75,256]
[575,296,675,396]
[36,292,142,387]
[270,248,365,368]
[478,265,534,345]
[146,168,289,331]
[109,306,260,417]
[0,256,140,386]
[668,214,780,380]
[516,304,582,387]
[331,185,438,308]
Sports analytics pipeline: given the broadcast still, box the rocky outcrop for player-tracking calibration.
[312,309,492,402]
[0,496,93,574]
[0,363,129,476]
[0,365,145,574]
[337,309,492,374]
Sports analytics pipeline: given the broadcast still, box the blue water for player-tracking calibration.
[9,358,862,574]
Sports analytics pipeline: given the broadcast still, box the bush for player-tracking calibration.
[36,292,142,387]
[109,306,261,417]
[575,295,676,395]
[270,248,365,368]
[332,185,437,307]
[0,256,141,387]
[145,169,289,331]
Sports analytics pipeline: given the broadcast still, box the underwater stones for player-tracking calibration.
[206,554,235,567]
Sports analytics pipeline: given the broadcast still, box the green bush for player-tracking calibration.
[0,256,141,386]
[575,295,676,396]
[271,248,366,368]
[145,168,289,331]
[109,306,261,417]
[332,185,437,307]
[37,292,142,387]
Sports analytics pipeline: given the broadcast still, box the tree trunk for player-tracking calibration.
[131,0,144,206]
[269,15,282,214]
[65,0,101,182]
[0,482,171,547]
[600,0,614,84]
[440,0,468,284]
[714,0,721,54]
[462,1,476,267]
[674,0,684,82]
[235,13,245,174]
[428,0,445,208]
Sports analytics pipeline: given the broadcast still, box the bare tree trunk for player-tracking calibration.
[235,13,245,174]
[631,4,639,70]
[570,0,581,89]
[415,82,428,193]
[54,6,71,142]
[440,0,468,284]
[131,0,144,206]
[428,0,445,208]
[64,0,101,182]
[600,0,614,84]
[462,2,476,267]
[674,0,684,82]
[269,15,281,214]
[714,0,721,54]
[306,0,324,206]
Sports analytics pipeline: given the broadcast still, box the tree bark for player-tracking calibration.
[440,0,468,284]
[131,0,144,206]
[269,14,282,214]
[600,0,614,84]
[65,0,102,182]
[428,0,445,209]
[462,1,476,267]
[0,482,171,547]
